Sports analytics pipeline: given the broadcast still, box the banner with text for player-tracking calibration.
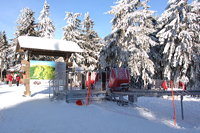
[30,60,66,88]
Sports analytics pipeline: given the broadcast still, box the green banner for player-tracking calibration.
[30,60,55,80]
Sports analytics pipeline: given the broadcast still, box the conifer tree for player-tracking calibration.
[157,0,194,84]
[63,12,84,67]
[0,31,16,69]
[81,12,103,70]
[38,0,55,38]
[187,0,200,89]
[0,31,8,47]
[101,0,157,88]
[0,31,9,70]
[63,12,82,42]
[15,8,36,37]
[14,8,36,63]
[63,12,103,70]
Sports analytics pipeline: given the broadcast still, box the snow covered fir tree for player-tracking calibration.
[156,0,200,89]
[15,8,37,37]
[37,0,55,61]
[63,12,84,67]
[38,0,55,39]
[81,12,104,70]
[12,8,37,65]
[63,12,103,70]
[100,0,157,88]
[0,31,16,70]
[188,0,200,89]
[0,31,9,70]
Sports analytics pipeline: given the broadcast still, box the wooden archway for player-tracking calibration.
[16,36,83,96]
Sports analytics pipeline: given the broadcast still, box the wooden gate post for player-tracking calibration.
[21,60,31,96]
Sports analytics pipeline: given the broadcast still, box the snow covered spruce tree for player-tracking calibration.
[99,31,122,69]
[0,31,9,70]
[5,42,17,69]
[157,0,199,88]
[101,0,157,88]
[38,0,55,38]
[0,32,16,69]
[36,0,55,61]
[0,31,8,47]
[63,12,103,70]
[15,8,37,37]
[81,12,103,70]
[14,8,37,64]
[187,0,200,89]
[63,12,82,42]
[63,12,84,67]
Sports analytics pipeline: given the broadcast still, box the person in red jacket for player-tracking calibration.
[6,74,9,84]
[16,74,20,86]
[9,73,13,87]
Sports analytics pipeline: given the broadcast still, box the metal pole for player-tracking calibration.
[181,95,184,120]
[0,58,2,81]
[66,70,68,91]
[49,81,51,99]
[0,68,2,81]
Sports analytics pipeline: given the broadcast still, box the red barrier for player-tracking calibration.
[161,80,168,90]
[86,72,91,105]
[179,81,186,90]
[86,72,98,87]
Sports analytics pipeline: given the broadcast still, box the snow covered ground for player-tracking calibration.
[0,82,200,133]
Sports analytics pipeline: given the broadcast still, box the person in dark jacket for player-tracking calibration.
[2,69,6,82]
[102,71,106,91]
[16,74,20,86]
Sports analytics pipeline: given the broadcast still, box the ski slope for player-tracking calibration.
[0,83,200,133]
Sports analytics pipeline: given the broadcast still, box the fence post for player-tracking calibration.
[86,72,91,105]
[180,95,184,120]
[170,80,176,126]
[66,70,69,91]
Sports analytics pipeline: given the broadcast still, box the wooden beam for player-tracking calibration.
[19,48,72,57]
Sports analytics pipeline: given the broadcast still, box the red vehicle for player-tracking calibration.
[108,68,130,91]
[85,68,130,92]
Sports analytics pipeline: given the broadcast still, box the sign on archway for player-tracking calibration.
[30,60,66,90]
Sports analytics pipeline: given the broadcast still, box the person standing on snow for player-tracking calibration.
[6,74,9,84]
[9,73,13,87]
[2,69,6,82]
[16,74,20,86]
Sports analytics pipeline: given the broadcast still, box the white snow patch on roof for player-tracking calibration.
[18,36,83,53]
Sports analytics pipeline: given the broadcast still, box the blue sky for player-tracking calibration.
[0,0,191,40]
